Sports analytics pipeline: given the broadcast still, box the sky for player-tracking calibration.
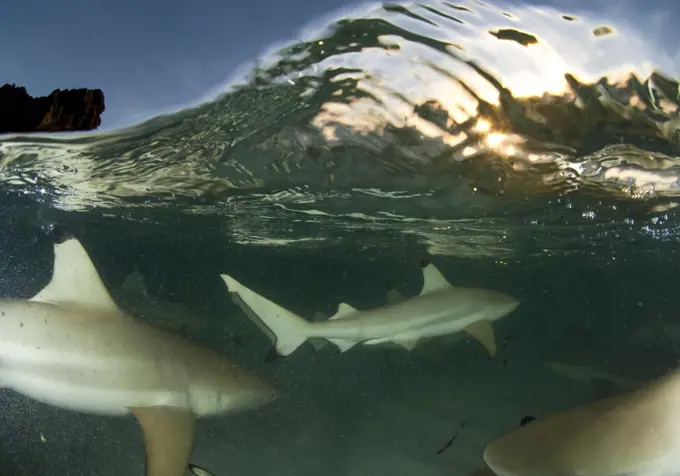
[1,0,360,129]
[1,0,677,131]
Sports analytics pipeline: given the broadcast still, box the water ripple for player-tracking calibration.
[1,0,679,256]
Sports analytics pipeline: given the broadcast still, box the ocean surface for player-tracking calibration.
[1,0,680,475]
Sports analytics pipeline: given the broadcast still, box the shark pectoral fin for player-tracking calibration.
[386,289,405,304]
[464,320,497,356]
[328,338,358,353]
[132,406,196,476]
[29,233,120,312]
[419,264,451,295]
[391,337,419,351]
[329,302,358,320]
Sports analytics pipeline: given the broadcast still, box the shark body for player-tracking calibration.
[543,361,641,389]
[0,231,278,475]
[221,264,520,357]
[483,367,680,476]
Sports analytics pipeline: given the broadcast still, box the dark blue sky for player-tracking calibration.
[1,0,358,129]
[2,0,676,130]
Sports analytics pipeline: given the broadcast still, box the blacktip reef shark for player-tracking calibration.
[482,367,680,476]
[0,229,279,476]
[220,263,520,357]
[118,269,218,339]
[542,361,641,389]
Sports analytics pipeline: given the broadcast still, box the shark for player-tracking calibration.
[541,325,679,395]
[118,269,219,339]
[482,367,680,476]
[220,263,520,357]
[542,361,642,390]
[0,230,279,476]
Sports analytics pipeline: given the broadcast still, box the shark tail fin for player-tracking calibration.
[220,274,310,356]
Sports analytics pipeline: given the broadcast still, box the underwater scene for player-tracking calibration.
[2,0,680,474]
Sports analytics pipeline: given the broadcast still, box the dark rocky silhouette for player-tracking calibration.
[0,84,105,134]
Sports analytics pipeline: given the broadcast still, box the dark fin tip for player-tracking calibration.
[50,225,75,244]
[264,347,282,363]
[520,415,536,427]
[420,259,430,268]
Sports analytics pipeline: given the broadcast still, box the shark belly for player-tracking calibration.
[386,310,488,341]
[0,301,193,416]
[0,367,189,415]
[0,232,280,476]
[310,301,457,342]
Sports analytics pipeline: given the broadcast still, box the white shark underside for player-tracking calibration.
[483,367,680,476]
[0,232,279,476]
[0,300,258,415]
[221,264,520,357]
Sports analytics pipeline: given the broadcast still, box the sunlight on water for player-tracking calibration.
[1,0,680,257]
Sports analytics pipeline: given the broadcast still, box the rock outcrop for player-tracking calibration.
[0,84,105,134]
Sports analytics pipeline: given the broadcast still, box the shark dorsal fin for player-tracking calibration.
[29,236,119,312]
[419,264,451,295]
[329,302,357,320]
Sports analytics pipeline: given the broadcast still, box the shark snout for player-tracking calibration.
[506,296,521,313]
[490,293,521,319]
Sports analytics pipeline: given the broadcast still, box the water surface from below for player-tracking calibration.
[1,1,680,475]
[2,0,680,258]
